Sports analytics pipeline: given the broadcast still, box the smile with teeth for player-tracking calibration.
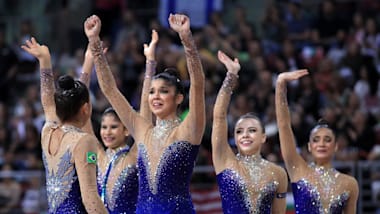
[103,136,115,142]
[240,140,253,146]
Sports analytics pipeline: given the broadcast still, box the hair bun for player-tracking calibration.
[57,75,75,90]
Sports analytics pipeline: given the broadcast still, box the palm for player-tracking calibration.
[144,30,159,58]
[278,69,308,82]
[218,50,240,75]
[21,37,50,59]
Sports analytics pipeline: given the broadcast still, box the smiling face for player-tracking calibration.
[308,127,337,163]
[149,79,183,119]
[100,114,128,149]
[234,117,266,156]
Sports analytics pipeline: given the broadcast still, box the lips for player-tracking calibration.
[102,136,115,143]
[239,140,253,146]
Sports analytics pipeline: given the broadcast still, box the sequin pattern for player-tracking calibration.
[292,163,350,214]
[217,154,279,214]
[136,141,199,214]
[43,150,86,213]
[97,145,138,214]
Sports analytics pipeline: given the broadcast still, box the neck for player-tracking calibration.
[62,121,83,129]
[108,143,128,152]
[313,159,333,169]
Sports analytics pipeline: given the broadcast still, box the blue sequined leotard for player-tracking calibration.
[216,154,279,214]
[97,145,138,214]
[291,163,350,214]
[136,141,199,214]
[42,126,89,214]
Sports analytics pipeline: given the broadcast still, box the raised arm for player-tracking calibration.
[74,135,108,213]
[141,30,159,121]
[275,69,308,179]
[80,45,95,134]
[212,51,240,173]
[169,14,205,144]
[84,15,149,140]
[21,38,58,123]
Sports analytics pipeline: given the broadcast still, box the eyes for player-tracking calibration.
[311,135,333,144]
[235,128,257,135]
[101,124,121,130]
[149,88,170,94]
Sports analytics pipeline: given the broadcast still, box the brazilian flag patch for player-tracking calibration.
[86,152,97,164]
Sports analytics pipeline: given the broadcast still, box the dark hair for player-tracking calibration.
[102,107,121,123]
[54,75,89,122]
[101,107,134,147]
[152,68,185,95]
[236,112,265,133]
[310,118,335,136]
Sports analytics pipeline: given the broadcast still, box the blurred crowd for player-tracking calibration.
[0,0,380,212]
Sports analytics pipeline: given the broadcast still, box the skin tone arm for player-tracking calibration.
[275,69,308,180]
[211,50,240,173]
[84,15,150,141]
[271,167,288,213]
[168,14,206,144]
[141,30,159,121]
[21,38,59,123]
[343,177,359,214]
[73,135,108,213]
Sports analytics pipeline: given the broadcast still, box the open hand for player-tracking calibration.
[84,15,101,39]
[168,14,190,34]
[144,30,159,60]
[277,69,308,83]
[21,37,50,60]
[217,50,240,75]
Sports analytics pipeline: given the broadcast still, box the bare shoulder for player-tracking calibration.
[267,161,288,179]
[339,173,359,192]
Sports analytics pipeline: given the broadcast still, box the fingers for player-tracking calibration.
[143,44,148,49]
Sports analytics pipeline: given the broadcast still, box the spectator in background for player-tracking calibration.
[0,164,22,213]
[0,25,18,103]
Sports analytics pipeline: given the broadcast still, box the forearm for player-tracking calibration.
[214,72,238,120]
[180,31,205,86]
[89,37,117,95]
[140,60,156,120]
[40,64,56,121]
[212,72,238,169]
[89,36,142,137]
[275,80,301,169]
[79,56,94,88]
[180,31,205,135]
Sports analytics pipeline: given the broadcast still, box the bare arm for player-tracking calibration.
[84,15,149,140]
[275,69,308,179]
[271,167,288,214]
[80,45,95,134]
[169,14,205,144]
[21,38,58,123]
[141,30,159,121]
[212,50,240,173]
[343,178,359,214]
[74,135,108,213]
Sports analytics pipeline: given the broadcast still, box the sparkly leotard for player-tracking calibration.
[136,119,199,213]
[42,124,104,213]
[97,144,138,213]
[90,21,205,214]
[217,154,279,214]
[292,163,349,214]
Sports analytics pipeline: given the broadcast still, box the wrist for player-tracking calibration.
[88,35,100,43]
